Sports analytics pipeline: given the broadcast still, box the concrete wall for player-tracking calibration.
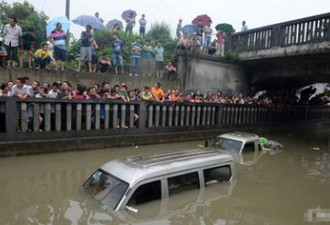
[0,68,181,91]
[177,53,249,95]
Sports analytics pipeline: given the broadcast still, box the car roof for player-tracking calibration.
[218,132,259,143]
[100,149,234,185]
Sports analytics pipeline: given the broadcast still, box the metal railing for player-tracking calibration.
[0,97,330,141]
[229,12,330,52]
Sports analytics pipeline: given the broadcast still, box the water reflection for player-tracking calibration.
[0,124,330,225]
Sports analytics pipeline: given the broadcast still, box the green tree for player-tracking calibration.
[0,1,48,47]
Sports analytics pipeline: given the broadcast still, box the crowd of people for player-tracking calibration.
[0,12,251,76]
[1,77,329,107]
[0,15,177,79]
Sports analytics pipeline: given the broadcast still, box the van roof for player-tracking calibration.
[100,149,233,185]
[219,132,259,142]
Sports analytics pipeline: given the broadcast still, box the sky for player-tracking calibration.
[5,0,330,38]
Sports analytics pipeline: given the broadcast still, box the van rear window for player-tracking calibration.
[203,165,231,186]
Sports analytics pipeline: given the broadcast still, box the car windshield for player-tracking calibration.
[215,137,242,153]
[83,169,129,210]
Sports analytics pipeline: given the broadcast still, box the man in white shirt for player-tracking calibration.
[3,16,22,67]
[241,21,248,32]
[9,77,30,100]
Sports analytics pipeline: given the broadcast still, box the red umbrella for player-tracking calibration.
[192,14,211,26]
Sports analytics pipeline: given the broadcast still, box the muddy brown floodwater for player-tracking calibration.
[1,124,330,225]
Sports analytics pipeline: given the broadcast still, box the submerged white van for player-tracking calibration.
[83,149,236,211]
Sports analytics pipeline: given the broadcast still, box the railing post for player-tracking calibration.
[272,25,282,47]
[138,101,147,130]
[161,105,167,127]
[95,104,101,130]
[148,104,153,128]
[112,104,118,129]
[5,98,18,138]
[76,104,82,130]
[129,104,135,128]
[66,103,72,131]
[86,104,92,130]
[55,103,61,131]
[44,103,51,132]
[180,105,185,126]
[20,102,27,132]
[155,105,160,127]
[120,104,126,128]
[33,103,40,132]
[216,105,224,126]
[104,104,110,129]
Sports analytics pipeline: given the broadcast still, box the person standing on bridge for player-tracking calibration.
[241,21,248,31]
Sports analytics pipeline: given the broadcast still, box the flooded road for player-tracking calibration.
[1,124,330,225]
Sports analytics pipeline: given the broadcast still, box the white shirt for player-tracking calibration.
[3,24,22,47]
[241,25,248,32]
[48,90,58,98]
[9,84,30,97]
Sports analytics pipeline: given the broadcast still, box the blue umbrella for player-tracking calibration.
[72,15,105,30]
[46,16,71,37]
[181,24,200,34]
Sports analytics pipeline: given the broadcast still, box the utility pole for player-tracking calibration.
[65,0,70,46]
[65,0,70,19]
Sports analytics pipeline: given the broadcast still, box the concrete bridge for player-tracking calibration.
[178,12,330,92]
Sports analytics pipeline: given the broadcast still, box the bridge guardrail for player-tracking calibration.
[229,12,330,52]
[0,97,330,141]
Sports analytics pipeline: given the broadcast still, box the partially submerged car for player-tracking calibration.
[214,132,263,165]
[83,149,236,212]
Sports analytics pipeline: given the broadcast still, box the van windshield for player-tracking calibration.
[83,169,129,210]
[215,137,242,153]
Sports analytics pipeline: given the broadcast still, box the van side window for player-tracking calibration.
[168,172,200,196]
[203,165,232,186]
[127,180,161,206]
[242,142,255,154]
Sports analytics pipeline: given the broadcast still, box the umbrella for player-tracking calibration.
[121,9,137,21]
[181,24,200,34]
[72,15,105,30]
[192,14,211,26]
[46,16,71,37]
[106,19,123,31]
[215,23,234,33]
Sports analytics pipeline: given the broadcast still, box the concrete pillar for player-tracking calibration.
[33,103,40,132]
[76,104,82,130]
[55,103,61,131]
[20,102,27,132]
[86,104,91,130]
[44,103,51,132]
[112,104,118,129]
[104,104,110,129]
[95,104,100,130]
[66,104,72,131]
